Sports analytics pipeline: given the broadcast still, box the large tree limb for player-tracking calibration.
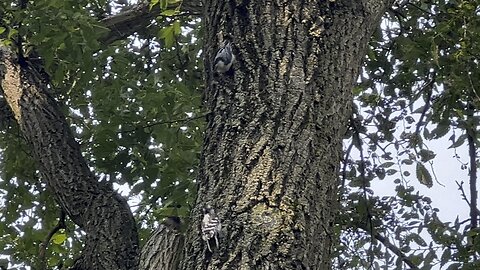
[0,47,139,269]
[140,217,184,270]
[100,0,203,45]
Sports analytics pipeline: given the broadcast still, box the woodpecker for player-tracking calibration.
[201,205,221,252]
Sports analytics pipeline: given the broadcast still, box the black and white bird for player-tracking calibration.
[214,41,235,74]
[201,205,221,252]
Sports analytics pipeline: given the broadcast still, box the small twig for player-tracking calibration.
[365,133,390,154]
[349,115,375,268]
[341,141,354,192]
[414,76,435,137]
[428,160,444,187]
[467,70,480,101]
[406,2,434,16]
[456,181,471,206]
[38,209,67,270]
[120,113,209,134]
[456,181,480,216]
[385,8,405,52]
[99,1,202,45]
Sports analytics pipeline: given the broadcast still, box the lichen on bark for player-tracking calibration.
[180,0,394,269]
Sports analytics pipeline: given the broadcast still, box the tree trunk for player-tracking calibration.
[0,48,139,269]
[139,217,184,270]
[0,0,394,268]
[180,0,392,269]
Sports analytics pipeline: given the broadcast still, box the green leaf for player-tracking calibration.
[411,233,427,247]
[7,28,18,39]
[418,149,436,162]
[448,134,466,148]
[416,162,433,188]
[446,263,462,270]
[380,162,395,168]
[160,0,168,9]
[441,248,451,266]
[51,230,67,245]
[431,122,450,139]
[172,20,181,35]
[150,0,160,9]
[160,25,175,47]
[386,169,397,175]
[401,159,414,165]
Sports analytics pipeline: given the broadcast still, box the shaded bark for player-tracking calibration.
[180,0,393,269]
[0,48,139,269]
[140,217,184,270]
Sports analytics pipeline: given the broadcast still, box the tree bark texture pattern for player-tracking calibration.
[181,0,392,269]
[140,218,184,270]
[0,48,139,270]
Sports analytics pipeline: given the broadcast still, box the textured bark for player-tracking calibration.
[0,0,395,268]
[139,217,184,270]
[180,0,393,269]
[0,48,139,269]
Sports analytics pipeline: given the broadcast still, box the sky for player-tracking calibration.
[372,134,471,223]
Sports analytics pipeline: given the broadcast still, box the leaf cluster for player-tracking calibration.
[337,0,480,269]
[0,0,204,267]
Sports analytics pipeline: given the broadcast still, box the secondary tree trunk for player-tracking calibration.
[180,0,392,269]
[0,48,139,269]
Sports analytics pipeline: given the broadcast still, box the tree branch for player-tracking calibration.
[468,136,478,228]
[372,230,420,270]
[465,103,478,230]
[38,209,66,270]
[456,181,480,219]
[120,113,209,134]
[99,0,203,45]
[140,217,184,270]
[414,75,435,137]
[358,225,420,270]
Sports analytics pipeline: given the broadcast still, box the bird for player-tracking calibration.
[201,205,221,252]
[214,41,235,74]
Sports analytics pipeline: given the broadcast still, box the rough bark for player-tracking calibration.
[0,48,139,269]
[139,217,184,270]
[180,0,393,269]
[0,0,395,268]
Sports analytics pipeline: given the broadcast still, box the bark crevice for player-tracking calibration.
[180,0,394,269]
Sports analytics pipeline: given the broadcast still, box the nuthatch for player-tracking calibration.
[214,41,235,73]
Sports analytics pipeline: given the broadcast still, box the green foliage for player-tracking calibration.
[337,0,480,269]
[1,0,480,268]
[150,0,182,16]
[0,0,203,267]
